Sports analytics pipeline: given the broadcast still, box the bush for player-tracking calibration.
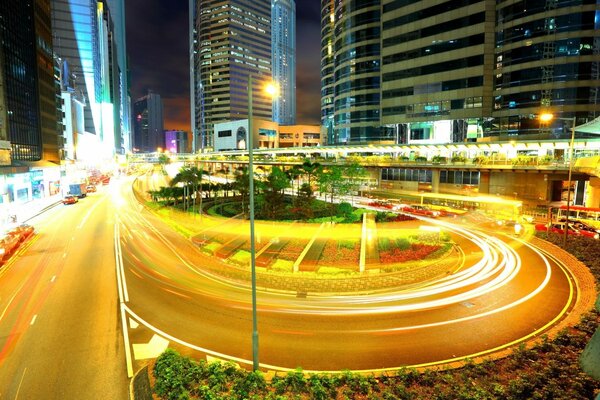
[154,349,196,400]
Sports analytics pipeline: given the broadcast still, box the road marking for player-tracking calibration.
[132,334,169,360]
[50,275,56,283]
[30,315,37,325]
[14,367,26,400]
[119,303,133,378]
[129,318,139,329]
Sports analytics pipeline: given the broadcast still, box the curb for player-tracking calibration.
[129,365,152,400]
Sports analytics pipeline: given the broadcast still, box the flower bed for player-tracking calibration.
[379,241,441,264]
[278,239,308,261]
[318,239,360,266]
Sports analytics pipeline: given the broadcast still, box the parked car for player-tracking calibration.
[86,184,97,193]
[63,195,78,205]
[569,220,600,235]
[535,222,599,239]
[8,224,34,243]
[396,204,440,218]
[0,233,20,261]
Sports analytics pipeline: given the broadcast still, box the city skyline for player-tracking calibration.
[125,0,321,134]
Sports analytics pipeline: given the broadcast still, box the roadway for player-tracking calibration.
[0,174,584,400]
[0,187,128,399]
[117,176,580,372]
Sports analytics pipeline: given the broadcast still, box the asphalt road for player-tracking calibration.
[118,176,578,372]
[0,187,128,399]
[0,175,582,400]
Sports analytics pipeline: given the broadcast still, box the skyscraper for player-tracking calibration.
[190,0,273,151]
[133,91,164,153]
[271,0,296,125]
[52,0,124,159]
[0,0,60,162]
[321,1,600,145]
[106,0,132,154]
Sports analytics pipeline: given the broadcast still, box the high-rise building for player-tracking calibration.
[321,1,600,145]
[52,0,124,159]
[106,0,132,154]
[133,91,164,153]
[190,0,273,151]
[492,2,600,140]
[165,130,189,154]
[271,0,296,125]
[0,0,61,162]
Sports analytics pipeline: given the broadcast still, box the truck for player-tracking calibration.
[68,183,87,198]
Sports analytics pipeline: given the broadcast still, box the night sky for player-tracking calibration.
[125,1,322,132]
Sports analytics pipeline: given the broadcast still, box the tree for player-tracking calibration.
[259,166,290,219]
[157,153,170,174]
[233,167,252,217]
[317,165,344,203]
[170,166,203,212]
[300,160,322,199]
[286,165,303,196]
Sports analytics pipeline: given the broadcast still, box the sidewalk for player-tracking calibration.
[1,194,62,230]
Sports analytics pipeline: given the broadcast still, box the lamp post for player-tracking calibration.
[247,76,277,371]
[247,75,259,372]
[540,113,576,247]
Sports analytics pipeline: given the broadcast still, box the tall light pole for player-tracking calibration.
[540,113,576,247]
[247,76,278,371]
[247,75,259,372]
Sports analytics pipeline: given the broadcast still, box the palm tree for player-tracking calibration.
[170,166,203,212]
[301,160,322,198]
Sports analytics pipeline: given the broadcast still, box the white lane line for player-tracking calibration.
[120,303,134,377]
[30,315,37,325]
[14,367,27,400]
[50,275,56,283]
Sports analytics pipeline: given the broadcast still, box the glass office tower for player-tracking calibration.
[322,0,600,145]
[191,0,272,150]
[0,0,59,161]
[272,0,296,125]
[493,1,600,140]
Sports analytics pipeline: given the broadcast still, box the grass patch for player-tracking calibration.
[270,259,294,273]
[229,250,251,266]
[202,242,221,255]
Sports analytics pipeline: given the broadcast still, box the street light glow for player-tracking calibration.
[539,113,554,123]
[265,82,279,98]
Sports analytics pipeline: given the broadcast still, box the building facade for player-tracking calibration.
[106,0,132,154]
[133,91,164,153]
[321,0,600,146]
[191,0,273,152]
[165,130,189,154]
[0,0,60,162]
[52,0,124,160]
[271,0,296,125]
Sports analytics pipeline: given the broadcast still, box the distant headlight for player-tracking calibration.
[594,234,599,240]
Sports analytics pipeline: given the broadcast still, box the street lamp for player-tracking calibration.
[247,75,277,371]
[540,113,576,247]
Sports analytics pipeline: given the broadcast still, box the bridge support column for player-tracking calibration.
[586,177,600,208]
[479,171,490,194]
[432,169,440,193]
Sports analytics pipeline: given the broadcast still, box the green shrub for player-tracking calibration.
[379,237,391,251]
[153,349,195,400]
[395,237,411,250]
